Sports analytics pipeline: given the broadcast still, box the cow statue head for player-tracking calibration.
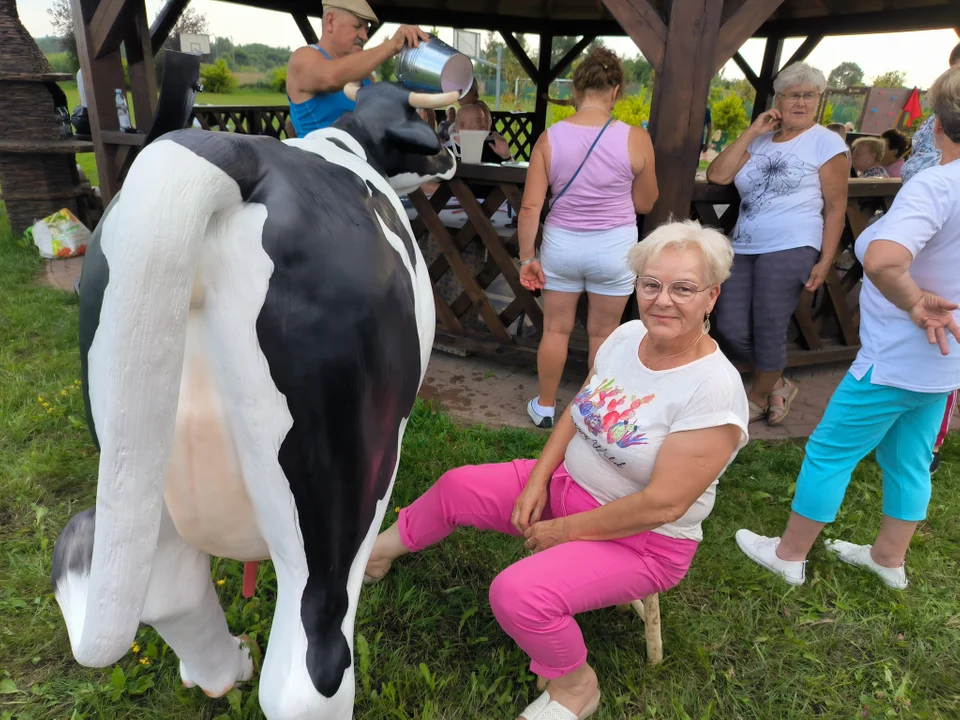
[330,81,458,195]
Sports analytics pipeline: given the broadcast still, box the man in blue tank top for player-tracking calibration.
[286,0,428,137]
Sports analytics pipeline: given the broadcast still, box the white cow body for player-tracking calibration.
[53,87,453,719]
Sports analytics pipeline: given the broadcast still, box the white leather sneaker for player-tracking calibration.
[735,529,806,585]
[527,398,554,429]
[824,539,908,589]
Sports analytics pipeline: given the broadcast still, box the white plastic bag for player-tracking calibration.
[31,208,91,259]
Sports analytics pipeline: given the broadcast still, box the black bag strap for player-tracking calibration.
[548,118,615,213]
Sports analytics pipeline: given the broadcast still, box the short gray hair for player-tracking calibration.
[774,62,827,95]
[627,220,734,286]
[930,63,960,143]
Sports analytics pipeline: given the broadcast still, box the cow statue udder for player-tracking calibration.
[50,81,457,719]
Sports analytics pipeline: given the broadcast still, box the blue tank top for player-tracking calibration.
[287,46,372,137]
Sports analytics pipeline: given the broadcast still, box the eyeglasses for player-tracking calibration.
[636,277,709,305]
[780,91,820,105]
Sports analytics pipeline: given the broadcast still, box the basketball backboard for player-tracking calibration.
[179,33,211,56]
[453,29,480,59]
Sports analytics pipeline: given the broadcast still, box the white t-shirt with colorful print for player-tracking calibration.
[563,321,749,542]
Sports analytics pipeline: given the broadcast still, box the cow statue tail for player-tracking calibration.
[52,137,245,668]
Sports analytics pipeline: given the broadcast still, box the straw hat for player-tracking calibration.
[322,0,378,24]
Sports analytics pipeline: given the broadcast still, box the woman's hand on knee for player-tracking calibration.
[511,478,548,533]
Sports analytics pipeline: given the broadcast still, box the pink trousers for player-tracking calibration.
[397,460,699,678]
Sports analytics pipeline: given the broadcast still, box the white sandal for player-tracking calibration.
[518,690,601,720]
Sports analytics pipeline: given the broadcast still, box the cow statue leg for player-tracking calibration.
[140,505,254,696]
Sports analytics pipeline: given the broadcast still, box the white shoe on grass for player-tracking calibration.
[824,539,908,589]
[735,529,806,585]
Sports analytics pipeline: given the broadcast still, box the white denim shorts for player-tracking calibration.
[540,223,638,296]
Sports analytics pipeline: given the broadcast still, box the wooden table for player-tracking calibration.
[408,165,902,370]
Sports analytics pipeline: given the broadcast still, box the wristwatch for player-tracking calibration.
[519,257,538,267]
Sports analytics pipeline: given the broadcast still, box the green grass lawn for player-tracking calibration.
[0,205,958,719]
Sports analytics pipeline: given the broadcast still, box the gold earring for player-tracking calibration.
[703,315,711,333]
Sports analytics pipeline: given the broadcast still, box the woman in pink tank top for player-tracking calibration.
[517,48,659,429]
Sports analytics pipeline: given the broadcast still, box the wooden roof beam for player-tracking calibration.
[599,0,665,71]
[732,51,758,88]
[150,0,191,56]
[548,34,595,83]
[780,33,822,71]
[500,31,539,82]
[90,0,133,59]
[292,12,319,44]
[756,5,960,38]
[715,0,786,73]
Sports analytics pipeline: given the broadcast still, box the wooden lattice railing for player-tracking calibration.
[491,111,535,162]
[190,105,292,139]
[409,169,901,369]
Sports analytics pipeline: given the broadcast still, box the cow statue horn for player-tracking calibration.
[344,81,362,101]
[408,90,461,109]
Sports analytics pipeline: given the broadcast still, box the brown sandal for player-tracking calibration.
[767,378,798,426]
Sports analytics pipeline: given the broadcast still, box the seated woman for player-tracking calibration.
[880,128,910,178]
[448,103,513,164]
[365,220,749,720]
[706,62,849,426]
[737,63,960,589]
[852,136,890,178]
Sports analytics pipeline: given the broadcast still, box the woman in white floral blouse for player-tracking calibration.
[902,43,960,184]
[706,62,849,426]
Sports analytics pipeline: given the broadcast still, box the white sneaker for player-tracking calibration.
[527,398,554,429]
[735,529,806,585]
[824,539,908,589]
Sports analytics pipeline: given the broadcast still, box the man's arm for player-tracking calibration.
[288,25,427,98]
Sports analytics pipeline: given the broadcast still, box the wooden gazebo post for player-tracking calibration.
[601,0,786,230]
[72,0,188,205]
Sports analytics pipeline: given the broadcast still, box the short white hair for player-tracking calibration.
[774,62,827,95]
[627,220,734,286]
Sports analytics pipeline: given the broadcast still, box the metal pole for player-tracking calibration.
[495,46,502,111]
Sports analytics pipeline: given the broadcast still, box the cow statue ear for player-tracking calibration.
[385,122,442,156]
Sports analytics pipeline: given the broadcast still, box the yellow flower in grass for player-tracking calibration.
[131,642,140,654]
[216,578,226,586]
[139,657,150,666]
[395,506,401,514]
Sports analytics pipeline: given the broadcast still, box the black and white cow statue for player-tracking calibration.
[50,81,457,719]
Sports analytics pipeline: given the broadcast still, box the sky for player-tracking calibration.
[19,0,960,89]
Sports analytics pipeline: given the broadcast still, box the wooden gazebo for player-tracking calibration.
[72,0,959,368]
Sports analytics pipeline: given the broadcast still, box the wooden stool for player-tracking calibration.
[616,594,662,664]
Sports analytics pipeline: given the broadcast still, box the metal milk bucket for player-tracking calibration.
[396,36,474,99]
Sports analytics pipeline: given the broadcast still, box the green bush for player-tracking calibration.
[547,104,575,127]
[200,59,238,94]
[712,92,748,143]
[270,67,287,94]
[613,94,651,126]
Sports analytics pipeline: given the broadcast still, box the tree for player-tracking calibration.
[711,93,748,146]
[46,0,79,74]
[376,55,396,83]
[155,7,209,83]
[622,56,654,91]
[871,70,906,88]
[827,61,864,89]
[482,32,536,108]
